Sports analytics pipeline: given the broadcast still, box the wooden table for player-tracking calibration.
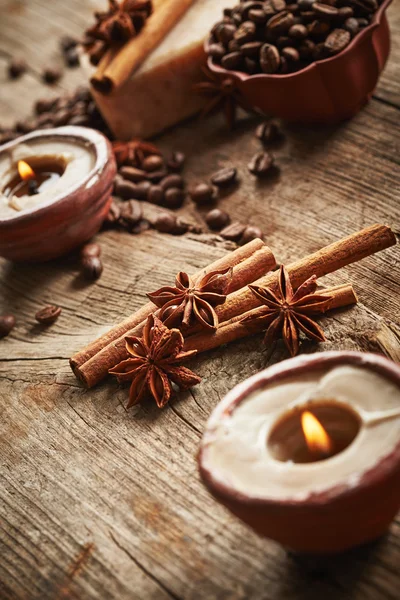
[1,2,400,599]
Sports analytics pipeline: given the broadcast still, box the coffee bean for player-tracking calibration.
[105,200,122,225]
[298,0,316,9]
[65,47,80,68]
[120,200,143,226]
[344,17,359,35]
[147,185,165,205]
[307,20,330,39]
[266,11,295,34]
[210,167,237,187]
[312,3,339,19]
[260,44,280,74]
[146,168,168,183]
[42,66,62,84]
[35,98,57,114]
[228,39,241,53]
[240,1,265,20]
[142,154,164,172]
[338,7,354,19]
[60,35,78,52]
[53,109,71,126]
[357,18,370,28]
[288,23,308,39]
[114,180,140,200]
[324,28,351,54]
[240,225,264,244]
[244,57,258,74]
[135,180,152,199]
[190,183,216,205]
[8,58,27,79]
[217,23,237,45]
[167,151,185,172]
[256,121,282,143]
[160,174,184,191]
[0,315,16,338]
[164,188,185,208]
[240,41,263,57]
[248,151,274,176]
[248,9,268,24]
[152,213,177,233]
[119,166,147,182]
[82,256,103,280]
[298,38,316,58]
[221,51,243,70]
[35,305,62,325]
[205,208,231,230]
[220,222,247,241]
[208,43,226,61]
[312,42,327,60]
[276,36,291,49]
[81,242,101,258]
[282,46,300,62]
[234,21,257,44]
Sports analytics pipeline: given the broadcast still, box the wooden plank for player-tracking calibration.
[0,1,400,599]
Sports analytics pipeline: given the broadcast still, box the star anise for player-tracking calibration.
[112,138,161,167]
[84,0,152,51]
[242,266,333,357]
[109,314,201,408]
[192,68,252,129]
[147,267,233,331]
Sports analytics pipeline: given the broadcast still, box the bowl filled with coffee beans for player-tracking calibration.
[205,0,392,123]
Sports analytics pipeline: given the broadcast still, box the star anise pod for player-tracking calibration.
[112,138,161,167]
[147,267,233,331]
[84,0,152,49]
[242,266,333,357]
[192,67,252,129]
[109,314,201,408]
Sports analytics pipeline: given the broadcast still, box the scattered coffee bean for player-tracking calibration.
[210,167,237,187]
[256,121,282,144]
[190,183,216,205]
[164,187,185,208]
[167,151,185,172]
[81,242,101,258]
[220,221,247,242]
[135,180,152,199]
[120,200,143,227]
[142,154,164,172]
[114,180,140,200]
[8,58,27,79]
[81,256,103,280]
[119,166,147,182]
[60,35,78,53]
[160,174,184,191]
[240,225,264,244]
[104,200,122,225]
[205,208,231,230]
[152,213,177,234]
[0,314,16,338]
[65,47,80,68]
[145,168,168,183]
[248,152,274,176]
[147,185,165,205]
[42,66,62,84]
[35,97,57,114]
[35,305,62,325]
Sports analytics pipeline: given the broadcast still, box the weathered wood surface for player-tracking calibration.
[0,1,400,599]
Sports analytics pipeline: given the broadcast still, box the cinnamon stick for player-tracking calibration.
[184,284,358,353]
[70,239,276,384]
[91,0,194,95]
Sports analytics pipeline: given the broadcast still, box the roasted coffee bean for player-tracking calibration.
[119,166,147,182]
[142,154,164,172]
[240,225,264,244]
[131,219,151,235]
[0,314,16,338]
[300,10,317,23]
[240,1,265,20]
[81,256,103,280]
[307,20,330,39]
[221,51,243,70]
[217,23,237,45]
[272,0,287,11]
[120,200,143,226]
[190,183,216,205]
[312,3,339,19]
[248,151,274,176]
[248,9,268,24]
[65,47,80,68]
[234,21,257,44]
[114,180,140,200]
[297,0,316,9]
[60,35,78,52]
[286,3,302,14]
[35,305,62,325]
[244,57,258,73]
[298,38,316,58]
[260,44,280,74]
[312,41,327,60]
[208,43,226,61]
[146,168,168,183]
[53,109,71,126]
[210,167,237,187]
[205,208,231,230]
[324,28,351,54]
[220,221,247,241]
[42,66,62,84]
[256,121,282,143]
[357,17,370,28]
[266,11,295,34]
[288,23,308,39]
[276,36,291,49]
[105,200,122,225]
[228,39,241,53]
[135,180,152,199]
[152,212,177,233]
[344,17,359,35]
[282,46,300,62]
[164,188,185,208]
[160,174,184,191]
[147,185,165,205]
[81,242,101,258]
[35,97,57,114]
[167,150,185,172]
[240,41,263,57]
[8,58,27,79]
[337,7,354,19]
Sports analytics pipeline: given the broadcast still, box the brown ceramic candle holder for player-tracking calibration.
[199,351,400,554]
[206,0,392,124]
[0,126,116,262]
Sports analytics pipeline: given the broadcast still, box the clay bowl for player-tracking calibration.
[206,0,392,123]
[0,126,116,262]
[199,351,400,554]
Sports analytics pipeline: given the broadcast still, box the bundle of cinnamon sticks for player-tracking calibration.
[70,224,396,388]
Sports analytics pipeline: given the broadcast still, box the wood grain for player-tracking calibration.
[0,1,399,599]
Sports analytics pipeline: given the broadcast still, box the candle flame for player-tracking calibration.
[18,160,35,181]
[301,411,332,454]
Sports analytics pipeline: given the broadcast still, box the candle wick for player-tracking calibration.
[28,179,39,196]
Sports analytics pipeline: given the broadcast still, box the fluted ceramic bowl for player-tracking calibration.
[206,0,392,123]
[0,126,116,262]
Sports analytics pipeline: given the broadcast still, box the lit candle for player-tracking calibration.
[199,351,400,554]
[0,126,116,261]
